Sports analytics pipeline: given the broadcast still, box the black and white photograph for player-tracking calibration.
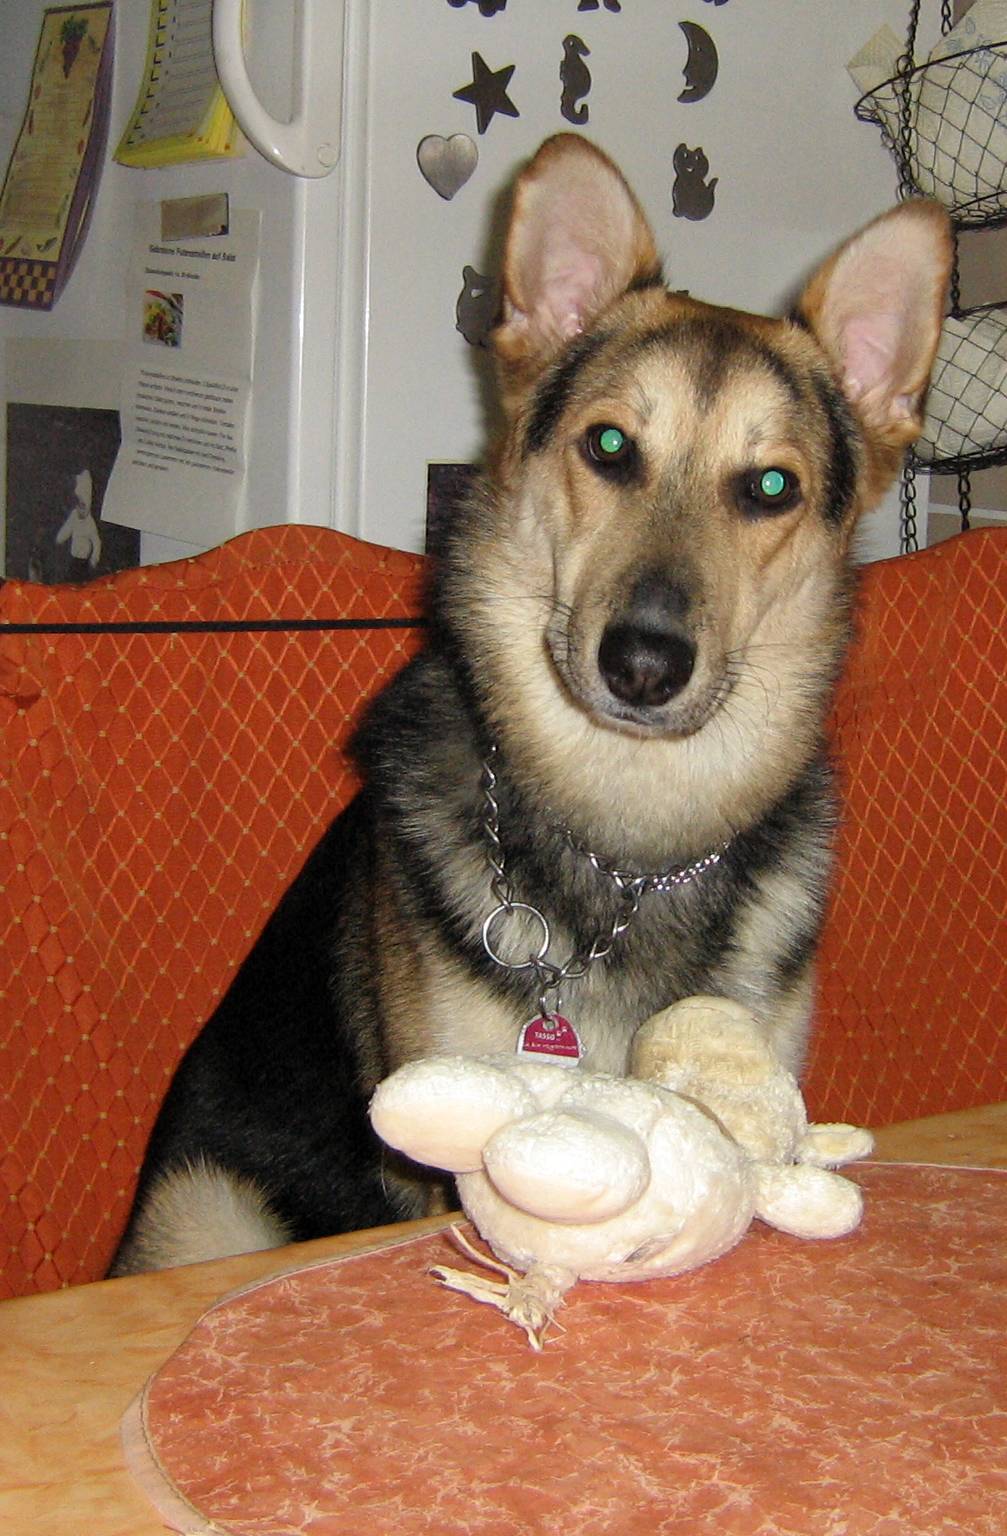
[5,402,139,583]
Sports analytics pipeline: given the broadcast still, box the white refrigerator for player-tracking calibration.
[0,0,929,582]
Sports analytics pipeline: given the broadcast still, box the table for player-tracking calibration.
[1,1110,1004,1536]
[870,1100,1007,1168]
[0,1213,456,1536]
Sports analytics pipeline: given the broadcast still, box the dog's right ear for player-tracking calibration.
[798,199,952,451]
[493,134,660,383]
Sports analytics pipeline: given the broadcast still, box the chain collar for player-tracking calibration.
[479,747,728,1018]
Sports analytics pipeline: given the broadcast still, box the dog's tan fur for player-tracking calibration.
[111,137,951,1276]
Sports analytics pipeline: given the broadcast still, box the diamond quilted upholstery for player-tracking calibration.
[1,525,1004,1299]
[0,527,424,1298]
[805,527,1007,1127]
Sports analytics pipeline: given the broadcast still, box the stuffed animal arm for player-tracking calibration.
[370,996,872,1347]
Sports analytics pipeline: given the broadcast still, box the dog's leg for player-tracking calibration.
[109,1158,291,1276]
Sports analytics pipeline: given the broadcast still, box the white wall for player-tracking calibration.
[1,1,936,569]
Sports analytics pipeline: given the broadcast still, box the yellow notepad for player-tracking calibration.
[116,0,243,167]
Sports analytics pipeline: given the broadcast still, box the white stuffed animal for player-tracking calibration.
[370,997,873,1347]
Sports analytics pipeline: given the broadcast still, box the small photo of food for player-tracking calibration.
[143,290,183,347]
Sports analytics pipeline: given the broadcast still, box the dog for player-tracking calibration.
[110,134,951,1275]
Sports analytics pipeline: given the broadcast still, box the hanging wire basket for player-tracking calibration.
[855,40,1007,226]
[916,301,1007,470]
[854,4,1007,545]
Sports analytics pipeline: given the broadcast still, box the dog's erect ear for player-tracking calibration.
[799,200,952,449]
[494,134,660,378]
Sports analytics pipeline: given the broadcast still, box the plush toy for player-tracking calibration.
[370,996,873,1347]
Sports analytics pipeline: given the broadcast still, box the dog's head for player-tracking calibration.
[443,135,951,844]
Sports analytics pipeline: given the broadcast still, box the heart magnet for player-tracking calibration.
[417,134,478,200]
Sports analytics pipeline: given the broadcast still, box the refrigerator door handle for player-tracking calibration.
[212,0,345,177]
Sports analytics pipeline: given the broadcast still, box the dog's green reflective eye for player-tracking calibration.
[740,466,800,517]
[584,424,636,476]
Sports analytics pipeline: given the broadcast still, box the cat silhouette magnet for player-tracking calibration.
[456,265,499,348]
[672,144,718,220]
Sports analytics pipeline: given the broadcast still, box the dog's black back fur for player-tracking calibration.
[118,793,398,1247]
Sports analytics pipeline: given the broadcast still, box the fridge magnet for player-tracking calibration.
[417,134,478,201]
[672,144,718,220]
[4,403,138,584]
[426,464,479,559]
[453,53,519,135]
[447,0,508,13]
[578,1,622,11]
[678,21,719,104]
[160,192,230,242]
[0,3,115,310]
[456,265,499,348]
[560,36,592,126]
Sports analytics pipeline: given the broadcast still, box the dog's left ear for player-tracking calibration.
[799,200,952,449]
[494,134,660,381]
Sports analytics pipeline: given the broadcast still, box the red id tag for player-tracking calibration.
[516,1014,582,1067]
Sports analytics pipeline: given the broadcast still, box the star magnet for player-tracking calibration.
[453,53,519,134]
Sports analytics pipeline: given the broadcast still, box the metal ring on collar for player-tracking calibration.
[481,902,551,972]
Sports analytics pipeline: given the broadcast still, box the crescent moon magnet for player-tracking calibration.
[678,21,718,104]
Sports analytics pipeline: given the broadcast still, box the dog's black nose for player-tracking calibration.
[598,622,696,707]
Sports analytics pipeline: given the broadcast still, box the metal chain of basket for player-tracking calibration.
[897,1,952,551]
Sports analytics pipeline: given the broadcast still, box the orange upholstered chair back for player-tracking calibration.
[2,525,1005,1298]
[0,528,424,1297]
[805,527,1007,1125]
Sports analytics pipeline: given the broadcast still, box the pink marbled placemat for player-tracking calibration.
[123,1164,1007,1536]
